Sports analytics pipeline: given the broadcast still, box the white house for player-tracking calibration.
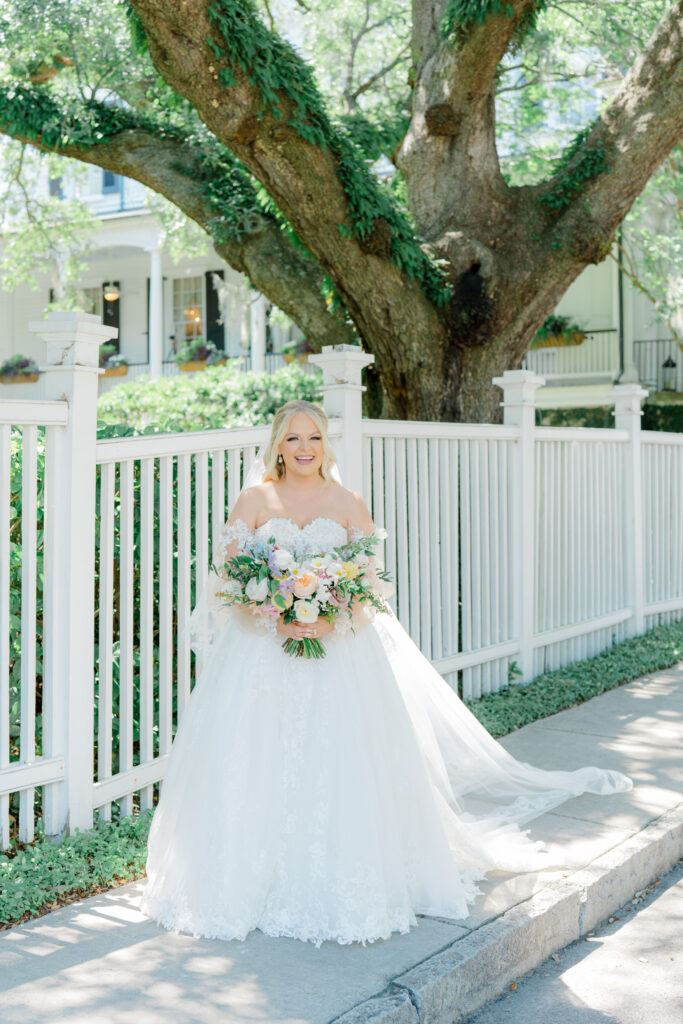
[0,166,299,392]
[1,165,681,402]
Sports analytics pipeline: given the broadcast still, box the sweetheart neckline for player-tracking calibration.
[254,515,349,533]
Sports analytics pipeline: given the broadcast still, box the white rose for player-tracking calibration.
[221,579,243,599]
[353,551,370,568]
[272,548,294,571]
[245,577,269,602]
[375,527,388,540]
[293,600,320,623]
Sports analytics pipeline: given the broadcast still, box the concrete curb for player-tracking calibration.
[333,800,683,1024]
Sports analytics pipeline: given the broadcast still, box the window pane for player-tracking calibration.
[172,276,204,344]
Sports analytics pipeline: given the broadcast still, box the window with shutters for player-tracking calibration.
[173,276,204,342]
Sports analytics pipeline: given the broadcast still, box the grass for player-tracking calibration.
[1,619,681,931]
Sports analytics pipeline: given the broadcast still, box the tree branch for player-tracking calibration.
[537,0,683,266]
[0,86,356,349]
[125,0,448,372]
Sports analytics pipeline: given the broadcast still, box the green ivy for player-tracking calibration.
[0,812,152,927]
[467,619,683,737]
[540,126,609,214]
[206,0,451,307]
[441,0,549,43]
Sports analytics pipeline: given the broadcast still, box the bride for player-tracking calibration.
[141,399,632,947]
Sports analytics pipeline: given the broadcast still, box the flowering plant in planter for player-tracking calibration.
[174,336,225,370]
[99,344,129,376]
[281,338,314,363]
[531,315,586,349]
[0,353,40,382]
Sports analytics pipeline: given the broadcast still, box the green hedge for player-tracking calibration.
[97,361,322,434]
[0,812,152,927]
[467,618,683,737]
[536,396,683,432]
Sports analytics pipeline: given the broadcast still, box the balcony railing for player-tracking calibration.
[634,338,682,393]
[522,329,619,381]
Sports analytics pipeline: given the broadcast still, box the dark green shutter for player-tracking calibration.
[205,270,225,350]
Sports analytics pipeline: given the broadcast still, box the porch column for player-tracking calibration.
[147,246,163,379]
[250,293,266,373]
[309,344,375,495]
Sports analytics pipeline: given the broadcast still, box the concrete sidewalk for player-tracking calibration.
[2,664,682,1024]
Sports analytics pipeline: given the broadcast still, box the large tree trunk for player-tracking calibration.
[3,0,683,420]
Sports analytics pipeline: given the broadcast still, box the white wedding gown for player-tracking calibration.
[141,517,632,947]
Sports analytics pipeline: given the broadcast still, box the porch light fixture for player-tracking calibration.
[103,282,120,302]
[662,355,677,392]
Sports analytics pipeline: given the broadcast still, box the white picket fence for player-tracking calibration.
[1,312,682,849]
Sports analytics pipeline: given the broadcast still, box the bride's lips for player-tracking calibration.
[295,455,315,463]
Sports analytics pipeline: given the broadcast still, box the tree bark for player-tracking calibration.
[5,0,683,420]
[0,95,355,351]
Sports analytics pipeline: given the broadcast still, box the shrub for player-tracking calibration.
[97,361,323,434]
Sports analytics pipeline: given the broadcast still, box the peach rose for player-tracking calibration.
[292,571,319,598]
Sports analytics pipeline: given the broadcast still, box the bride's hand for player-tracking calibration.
[276,616,334,641]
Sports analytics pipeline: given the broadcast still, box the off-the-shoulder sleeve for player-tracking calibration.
[217,518,255,562]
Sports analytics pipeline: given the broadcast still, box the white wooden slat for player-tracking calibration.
[383,438,397,615]
[41,423,65,837]
[96,425,272,463]
[362,437,372,510]
[195,452,209,590]
[438,440,452,658]
[470,443,482,697]
[395,440,409,630]
[0,424,11,848]
[18,426,38,842]
[227,449,240,512]
[211,450,225,564]
[488,441,500,672]
[139,458,154,811]
[177,453,192,717]
[0,401,68,427]
[478,440,491,693]
[158,457,173,757]
[427,440,442,660]
[119,460,135,819]
[97,462,115,820]
[459,442,473,698]
[406,439,420,646]
[243,446,256,487]
[370,437,382,528]
[417,439,432,660]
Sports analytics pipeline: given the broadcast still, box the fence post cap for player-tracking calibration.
[29,312,118,368]
[309,345,374,387]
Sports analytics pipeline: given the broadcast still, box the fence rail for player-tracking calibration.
[1,314,682,849]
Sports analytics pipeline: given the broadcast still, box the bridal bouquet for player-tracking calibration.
[217,530,392,658]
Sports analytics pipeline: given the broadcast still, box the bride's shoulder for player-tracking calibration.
[227,484,269,527]
[332,483,373,530]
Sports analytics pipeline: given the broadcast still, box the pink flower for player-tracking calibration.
[326,587,351,609]
[255,600,281,618]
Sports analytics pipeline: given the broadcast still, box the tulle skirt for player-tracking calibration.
[141,612,632,946]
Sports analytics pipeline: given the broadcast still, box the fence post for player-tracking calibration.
[308,345,375,495]
[29,312,117,837]
[608,383,649,637]
[492,369,545,683]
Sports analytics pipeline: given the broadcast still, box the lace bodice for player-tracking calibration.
[220,516,352,560]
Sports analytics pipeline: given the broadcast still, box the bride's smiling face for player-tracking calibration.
[279,413,324,479]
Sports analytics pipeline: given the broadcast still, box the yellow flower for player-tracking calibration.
[341,561,361,580]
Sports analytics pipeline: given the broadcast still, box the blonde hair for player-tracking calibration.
[262,400,337,481]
